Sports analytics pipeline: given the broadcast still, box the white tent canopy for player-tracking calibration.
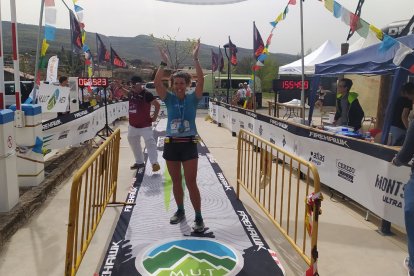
[278,33,381,76]
[278,40,339,75]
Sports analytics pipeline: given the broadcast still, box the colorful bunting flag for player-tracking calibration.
[41,39,49,56]
[393,43,414,66]
[378,35,397,53]
[74,5,83,12]
[318,0,414,73]
[369,24,383,40]
[349,13,359,33]
[355,18,369,38]
[324,0,334,12]
[333,1,342,18]
[44,25,56,41]
[45,0,55,7]
[45,7,57,25]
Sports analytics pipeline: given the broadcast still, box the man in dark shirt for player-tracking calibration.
[333,78,364,131]
[126,76,161,172]
[390,82,414,146]
[392,120,414,276]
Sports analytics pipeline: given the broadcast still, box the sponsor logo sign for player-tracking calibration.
[374,174,404,208]
[101,240,123,275]
[309,131,349,148]
[136,239,243,276]
[336,159,355,183]
[269,118,288,130]
[308,151,325,166]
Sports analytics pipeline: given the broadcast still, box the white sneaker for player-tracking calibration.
[404,256,414,276]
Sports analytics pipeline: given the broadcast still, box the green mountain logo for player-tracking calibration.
[138,239,242,276]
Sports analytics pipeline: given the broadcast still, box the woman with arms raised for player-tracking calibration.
[154,39,205,232]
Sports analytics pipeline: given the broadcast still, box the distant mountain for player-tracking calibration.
[1,21,297,67]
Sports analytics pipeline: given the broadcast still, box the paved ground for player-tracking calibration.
[0,108,409,275]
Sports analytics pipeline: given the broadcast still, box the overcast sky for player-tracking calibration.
[1,0,413,55]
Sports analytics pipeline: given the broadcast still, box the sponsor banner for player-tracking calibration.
[209,101,408,228]
[208,101,218,123]
[37,83,69,113]
[42,101,128,149]
[46,55,59,83]
[100,126,284,275]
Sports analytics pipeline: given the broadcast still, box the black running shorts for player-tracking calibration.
[163,141,198,161]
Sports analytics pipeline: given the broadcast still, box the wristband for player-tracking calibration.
[160,61,167,67]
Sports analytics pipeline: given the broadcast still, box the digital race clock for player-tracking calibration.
[78,77,109,88]
[274,79,310,91]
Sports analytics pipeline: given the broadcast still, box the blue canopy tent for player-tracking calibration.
[309,34,414,144]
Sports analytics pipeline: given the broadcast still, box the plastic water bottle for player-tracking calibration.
[387,132,393,146]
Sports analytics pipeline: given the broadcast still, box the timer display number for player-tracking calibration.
[275,79,310,91]
[78,77,109,88]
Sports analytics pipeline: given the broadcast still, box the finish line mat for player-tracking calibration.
[99,120,285,276]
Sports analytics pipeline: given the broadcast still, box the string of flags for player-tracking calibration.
[71,0,94,77]
[252,0,298,72]
[320,0,414,73]
[37,0,57,84]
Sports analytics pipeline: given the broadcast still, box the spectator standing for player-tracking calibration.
[236,83,246,107]
[57,76,70,116]
[391,120,414,276]
[333,78,364,131]
[127,75,161,172]
[390,82,414,146]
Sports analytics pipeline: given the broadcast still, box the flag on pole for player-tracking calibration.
[253,22,265,59]
[229,38,238,66]
[218,47,224,72]
[111,47,127,68]
[69,12,83,53]
[96,33,110,62]
[211,49,218,72]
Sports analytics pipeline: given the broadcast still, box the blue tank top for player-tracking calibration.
[163,90,200,137]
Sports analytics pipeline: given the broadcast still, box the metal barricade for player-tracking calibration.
[65,129,125,276]
[237,129,322,271]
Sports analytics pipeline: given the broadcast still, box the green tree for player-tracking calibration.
[256,58,279,93]
[233,56,254,75]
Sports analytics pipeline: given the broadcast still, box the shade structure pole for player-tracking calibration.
[0,0,5,109]
[299,0,306,124]
[10,0,21,111]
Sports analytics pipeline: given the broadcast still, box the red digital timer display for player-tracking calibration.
[78,77,109,88]
[276,79,310,90]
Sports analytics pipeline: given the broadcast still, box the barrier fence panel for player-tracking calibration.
[237,129,322,271]
[65,129,122,276]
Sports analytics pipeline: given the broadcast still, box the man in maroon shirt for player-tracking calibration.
[127,76,161,172]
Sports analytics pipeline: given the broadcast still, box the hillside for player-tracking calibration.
[1,21,297,68]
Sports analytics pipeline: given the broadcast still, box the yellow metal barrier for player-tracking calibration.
[237,129,322,271]
[65,129,125,276]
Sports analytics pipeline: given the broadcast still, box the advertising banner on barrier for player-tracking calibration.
[211,101,409,228]
[37,83,69,113]
[42,101,128,149]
